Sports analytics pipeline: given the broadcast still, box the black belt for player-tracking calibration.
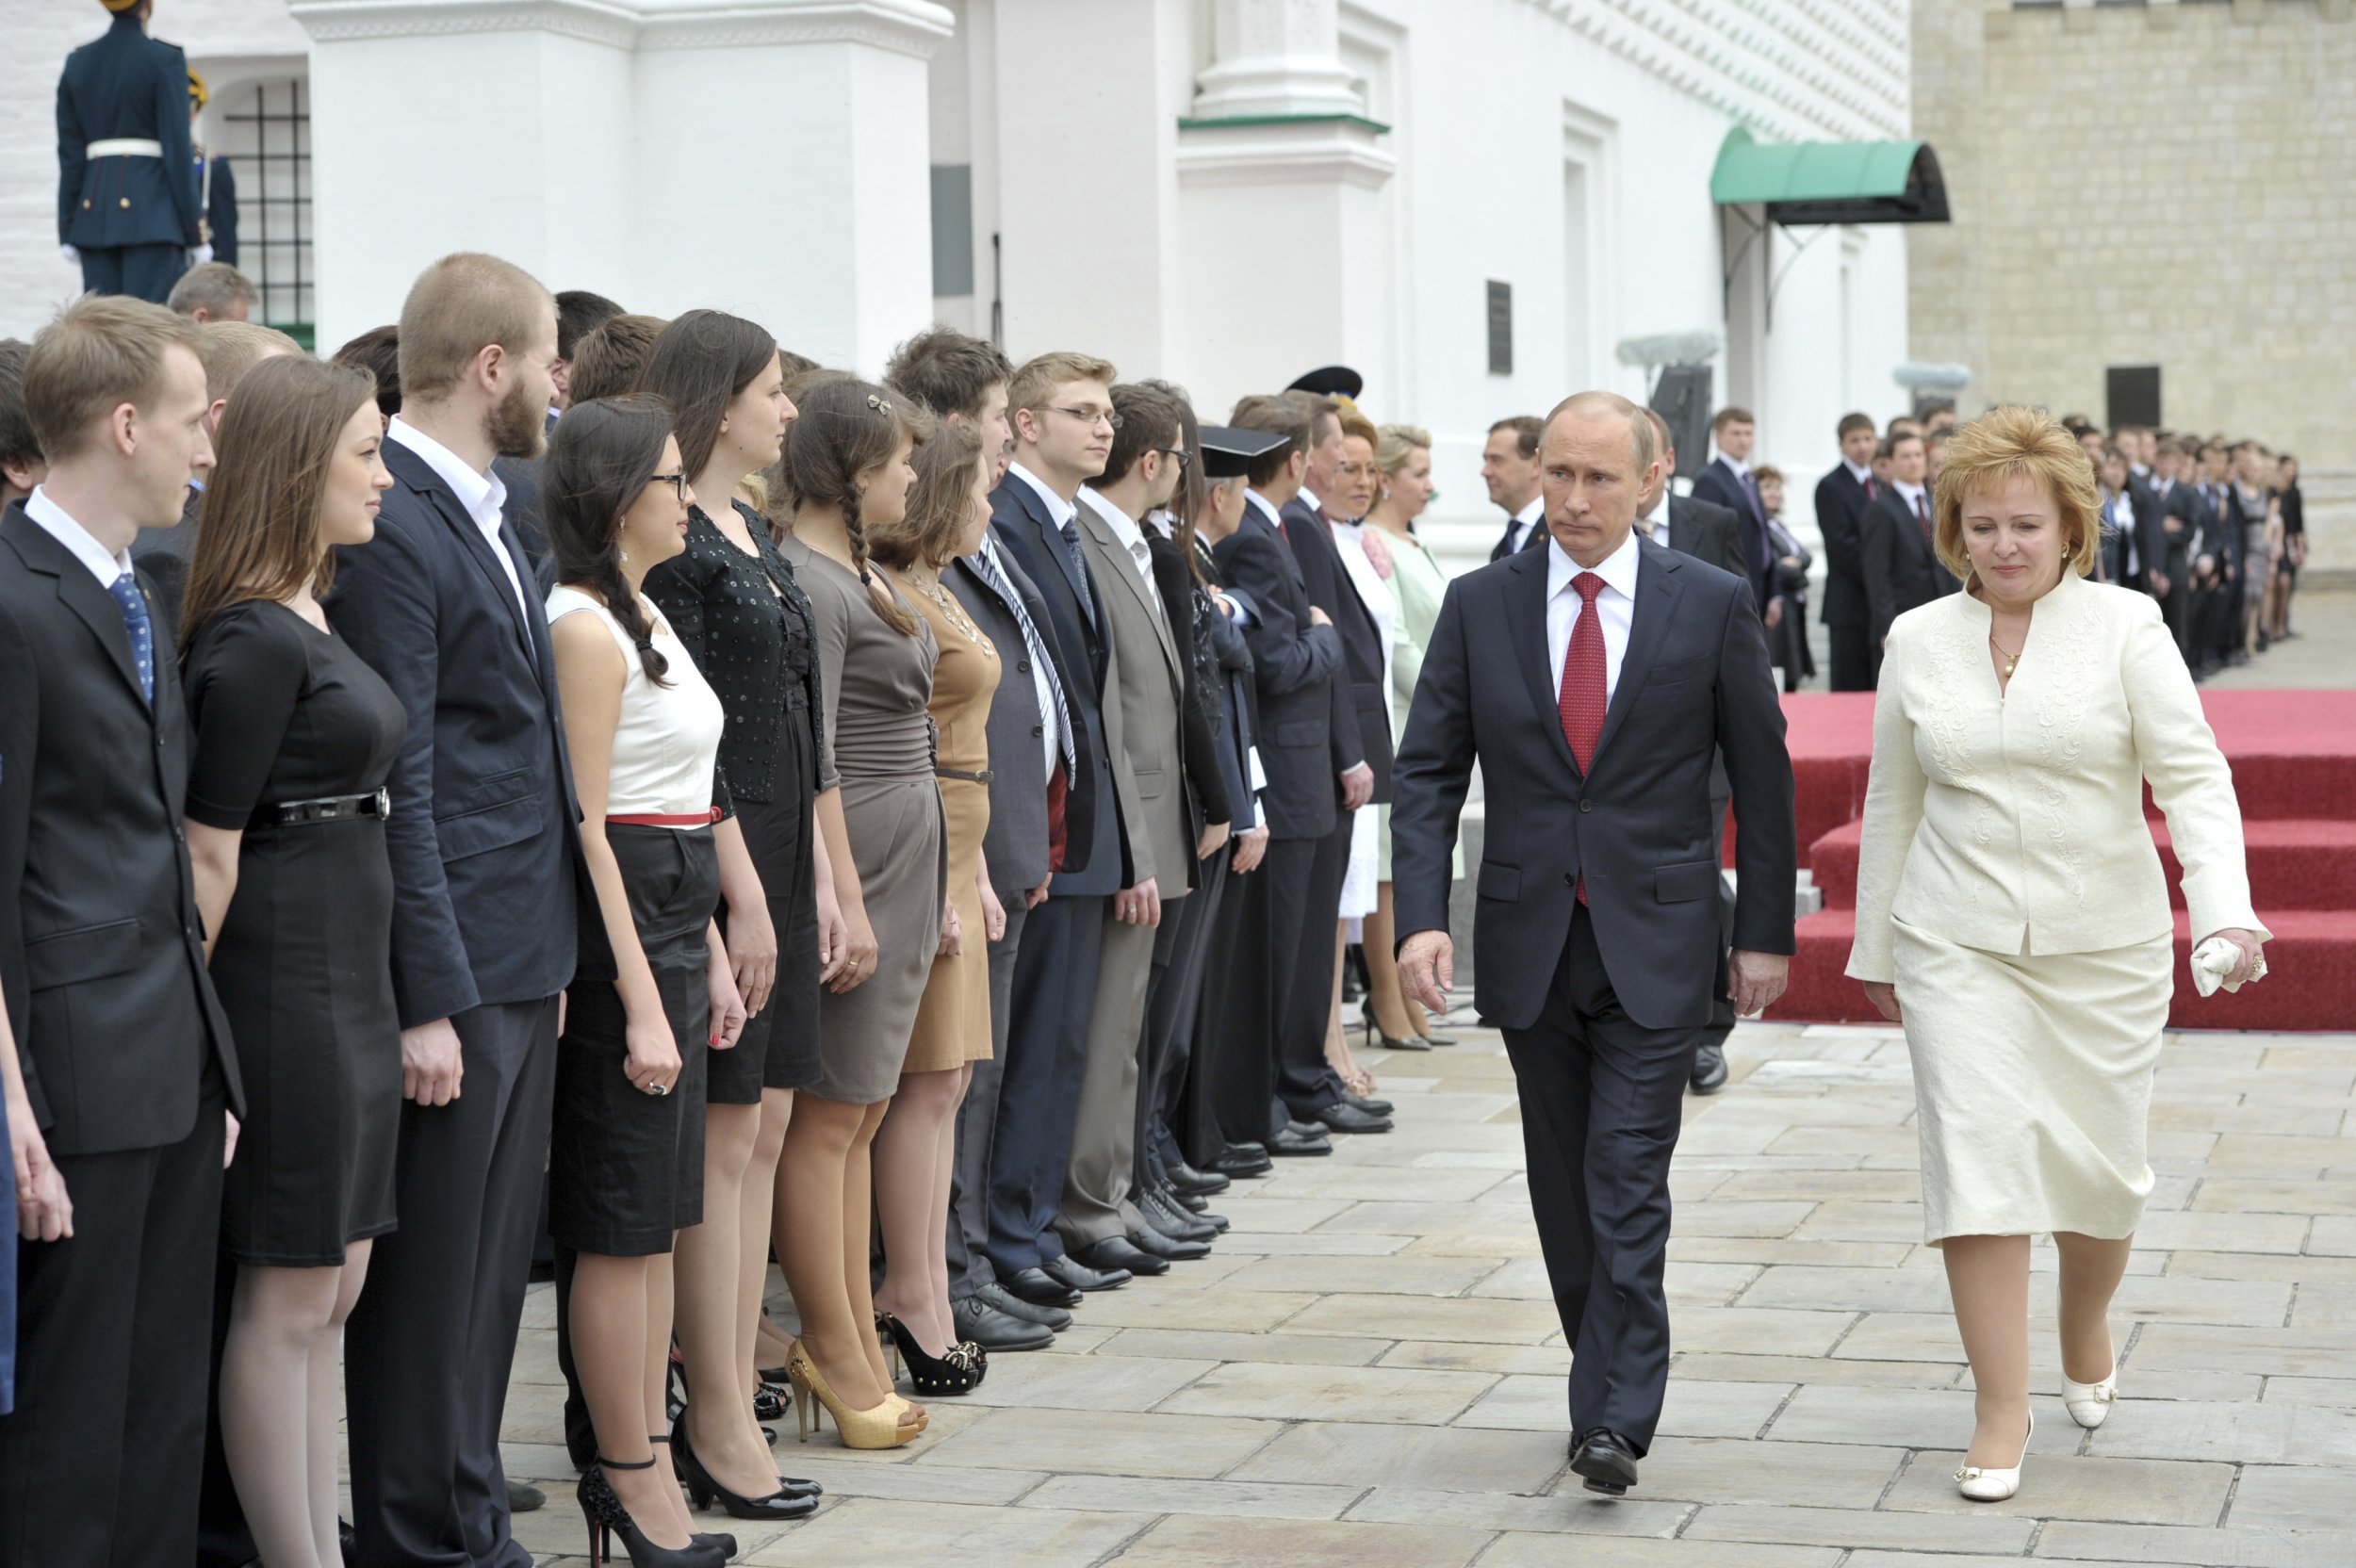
[252,788,390,828]
[936,766,994,785]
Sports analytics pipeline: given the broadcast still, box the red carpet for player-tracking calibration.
[1768,690,2356,1032]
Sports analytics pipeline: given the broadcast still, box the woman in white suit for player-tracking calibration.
[1847,407,2267,1503]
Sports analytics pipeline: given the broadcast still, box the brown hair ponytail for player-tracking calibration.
[779,372,923,636]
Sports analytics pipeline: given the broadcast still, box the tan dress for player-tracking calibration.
[892,566,1001,1072]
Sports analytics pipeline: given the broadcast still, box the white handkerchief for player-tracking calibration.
[2190,936,2255,997]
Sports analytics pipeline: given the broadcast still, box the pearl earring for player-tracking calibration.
[619,547,630,564]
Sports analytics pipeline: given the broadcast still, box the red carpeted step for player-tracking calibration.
[1807,818,2356,913]
[1772,908,2356,1033]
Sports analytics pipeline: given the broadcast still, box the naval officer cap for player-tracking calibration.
[1285,366,1364,401]
[1197,425,1288,482]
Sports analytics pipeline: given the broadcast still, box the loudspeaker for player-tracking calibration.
[2106,366,2161,431]
[1650,365,1712,481]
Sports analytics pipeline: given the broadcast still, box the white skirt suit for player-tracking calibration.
[1845,570,2266,1244]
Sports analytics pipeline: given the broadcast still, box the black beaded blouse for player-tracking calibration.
[644,498,828,808]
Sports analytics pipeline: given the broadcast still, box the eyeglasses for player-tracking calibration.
[1157,447,1193,473]
[1049,405,1123,432]
[646,472,688,503]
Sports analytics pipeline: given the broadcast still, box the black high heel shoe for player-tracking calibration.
[577,1456,727,1568]
[875,1311,984,1396]
[648,1436,737,1558]
[672,1408,822,1518]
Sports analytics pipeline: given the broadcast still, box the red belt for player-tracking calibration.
[606,808,721,827]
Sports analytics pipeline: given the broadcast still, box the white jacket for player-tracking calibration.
[1846,569,2264,982]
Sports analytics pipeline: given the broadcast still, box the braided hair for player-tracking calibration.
[545,395,676,685]
[779,372,922,637]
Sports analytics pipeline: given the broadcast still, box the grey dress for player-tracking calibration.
[778,535,946,1104]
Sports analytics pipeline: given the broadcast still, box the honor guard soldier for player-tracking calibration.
[57,0,204,303]
[188,69,238,270]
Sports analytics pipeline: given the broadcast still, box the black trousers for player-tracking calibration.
[0,1083,225,1567]
[2162,552,2192,656]
[79,242,188,304]
[1197,840,1281,1159]
[1272,817,1351,1130]
[1146,849,1230,1178]
[1824,621,1873,693]
[946,895,1026,1300]
[986,894,1104,1276]
[1502,907,1696,1457]
[345,995,559,1568]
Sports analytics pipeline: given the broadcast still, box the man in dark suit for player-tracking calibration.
[1484,416,1547,561]
[324,253,576,1568]
[2148,438,2201,655]
[2099,446,2168,596]
[1858,430,1956,677]
[0,293,242,1564]
[57,0,203,303]
[1215,397,1347,1157]
[1686,407,1774,611]
[187,69,237,269]
[1813,412,1879,691]
[1395,390,1794,1497]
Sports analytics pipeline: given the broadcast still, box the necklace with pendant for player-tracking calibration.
[905,568,983,645]
[1989,632,2023,678]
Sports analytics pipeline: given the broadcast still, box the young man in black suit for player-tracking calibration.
[1484,416,1546,561]
[1857,430,1955,678]
[1813,412,1879,691]
[1395,390,1794,1498]
[1687,406,1773,611]
[324,253,576,1568]
[0,292,243,1564]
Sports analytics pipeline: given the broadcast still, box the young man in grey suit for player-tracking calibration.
[1395,391,1795,1498]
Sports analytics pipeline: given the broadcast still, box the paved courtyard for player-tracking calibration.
[481,1019,2356,1567]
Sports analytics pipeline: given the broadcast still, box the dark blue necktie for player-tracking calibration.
[1055,514,1097,629]
[107,570,155,705]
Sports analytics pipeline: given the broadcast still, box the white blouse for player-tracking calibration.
[1846,569,2265,982]
[548,585,726,819]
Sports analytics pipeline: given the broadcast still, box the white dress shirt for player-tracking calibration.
[386,416,532,624]
[1892,480,1930,526]
[1244,489,1286,535]
[24,485,132,588]
[1845,459,1874,489]
[1639,488,1672,547]
[1546,528,1642,708]
[1505,494,1546,554]
[1079,485,1161,604]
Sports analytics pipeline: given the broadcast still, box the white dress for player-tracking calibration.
[1846,570,2263,1244]
[1330,520,1397,928]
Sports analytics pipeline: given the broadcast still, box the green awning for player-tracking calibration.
[1710,126,1949,225]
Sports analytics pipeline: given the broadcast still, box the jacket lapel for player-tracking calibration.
[3,512,152,714]
[1590,542,1685,769]
[1022,486,1092,613]
[386,444,540,675]
[1077,503,1182,680]
[1502,544,1581,776]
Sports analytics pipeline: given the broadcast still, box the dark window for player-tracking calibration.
[221,79,312,347]
[1486,280,1513,376]
[2106,365,2162,429]
[931,165,974,297]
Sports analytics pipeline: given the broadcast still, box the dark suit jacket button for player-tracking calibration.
[1579,799,1593,813]
[1031,725,1043,737]
[1018,660,1031,673]
[1563,873,1576,887]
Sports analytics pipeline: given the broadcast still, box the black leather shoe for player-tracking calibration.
[952,1293,1055,1350]
[1043,1253,1131,1292]
[999,1266,1084,1309]
[1690,1040,1729,1095]
[1571,1429,1641,1495]
[1171,1186,1209,1213]
[1139,1188,1219,1243]
[975,1281,1072,1330]
[506,1478,546,1513]
[1313,1101,1394,1135]
[1128,1225,1211,1261]
[1168,1159,1231,1196]
[1070,1234,1169,1276]
[340,1518,357,1566]
[1210,1143,1275,1176]
[1342,1090,1395,1117]
[1267,1123,1333,1157]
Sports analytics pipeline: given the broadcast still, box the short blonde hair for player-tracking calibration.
[1007,351,1116,416]
[1375,423,1432,474]
[198,320,303,403]
[1335,406,1379,449]
[1933,405,2101,582]
[25,293,205,463]
[397,252,554,403]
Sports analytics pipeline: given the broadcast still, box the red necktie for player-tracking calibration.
[1914,491,1932,546]
[1558,572,1607,905]
[1864,476,1878,502]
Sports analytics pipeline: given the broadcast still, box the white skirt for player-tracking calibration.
[1895,916,2174,1245]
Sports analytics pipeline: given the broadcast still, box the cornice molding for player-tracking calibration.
[290,0,952,57]
[1175,119,1397,192]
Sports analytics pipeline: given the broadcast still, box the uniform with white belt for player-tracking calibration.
[56,0,204,303]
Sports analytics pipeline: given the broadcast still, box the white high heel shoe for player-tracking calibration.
[1956,1410,2033,1503]
[2063,1364,2119,1429]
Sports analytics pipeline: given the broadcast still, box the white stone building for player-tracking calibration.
[6,0,1922,561]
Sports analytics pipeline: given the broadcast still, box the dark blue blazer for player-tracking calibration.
[1689,457,1773,608]
[990,476,1128,898]
[57,11,200,249]
[1391,534,1795,1032]
[196,150,238,266]
[324,439,580,1028]
[1813,464,1873,630]
[0,505,239,1154]
[1210,503,1342,841]
[1280,495,1387,798]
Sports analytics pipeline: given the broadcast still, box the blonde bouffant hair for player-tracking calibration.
[1932,405,2102,583]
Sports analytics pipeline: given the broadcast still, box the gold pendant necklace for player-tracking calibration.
[1989,632,2023,678]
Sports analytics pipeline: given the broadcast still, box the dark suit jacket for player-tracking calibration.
[1814,464,1873,630]
[1211,504,1343,841]
[0,506,239,1153]
[197,151,237,265]
[1689,457,1771,605]
[950,543,1078,899]
[1281,495,1389,801]
[1859,487,1957,645]
[1182,533,1261,833]
[2152,478,2201,564]
[2103,483,2168,591]
[1146,533,1235,837]
[57,11,201,249]
[990,476,1135,899]
[323,439,580,1028]
[1392,534,1795,1032]
[128,480,202,628]
[491,452,557,594]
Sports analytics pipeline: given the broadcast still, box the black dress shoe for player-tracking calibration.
[1070,1234,1169,1276]
[1168,1159,1231,1196]
[1570,1429,1641,1495]
[1139,1187,1219,1242]
[1000,1265,1085,1308]
[1267,1123,1333,1157]
[1313,1101,1394,1135]
[1209,1144,1275,1176]
[340,1518,357,1566]
[1171,1185,1209,1213]
[506,1478,546,1513]
[975,1281,1072,1329]
[1043,1252,1131,1292]
[1128,1225,1211,1261]
[953,1293,1055,1351]
[1341,1090,1395,1117]
[1690,1039,1729,1095]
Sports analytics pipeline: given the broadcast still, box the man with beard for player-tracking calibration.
[324,253,579,1568]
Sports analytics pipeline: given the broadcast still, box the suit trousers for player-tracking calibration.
[79,242,188,305]
[0,1081,225,1567]
[1196,840,1282,1160]
[1272,817,1352,1131]
[1825,623,1873,694]
[2162,555,2192,656]
[1055,910,1167,1250]
[987,894,1104,1276]
[1148,849,1231,1176]
[946,898,1027,1300]
[1503,907,1697,1456]
[345,996,558,1568]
